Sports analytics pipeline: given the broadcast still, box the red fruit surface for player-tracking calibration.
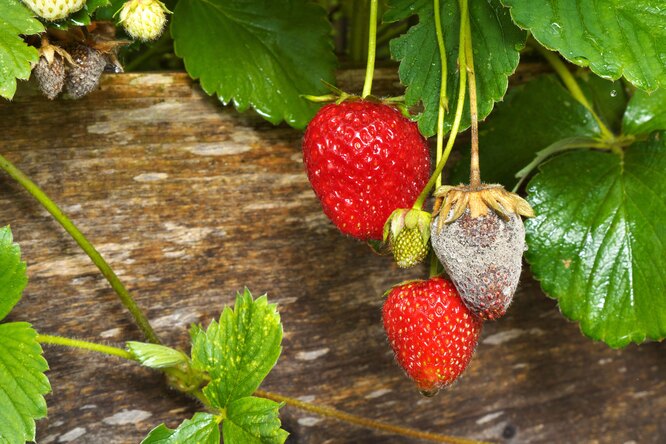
[382,277,482,394]
[303,100,430,240]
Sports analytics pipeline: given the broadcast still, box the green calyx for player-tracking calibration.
[383,208,432,268]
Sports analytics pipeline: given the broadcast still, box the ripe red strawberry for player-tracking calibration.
[303,100,430,240]
[382,277,482,395]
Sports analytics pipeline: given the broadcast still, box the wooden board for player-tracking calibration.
[0,70,664,444]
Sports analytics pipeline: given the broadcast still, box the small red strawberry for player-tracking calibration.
[303,100,430,241]
[382,277,482,395]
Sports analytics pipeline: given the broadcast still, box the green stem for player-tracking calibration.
[463,0,480,189]
[0,154,161,344]
[39,334,486,443]
[362,0,379,98]
[532,42,615,142]
[37,334,135,360]
[125,36,172,72]
[412,2,469,210]
[256,389,485,444]
[433,0,448,189]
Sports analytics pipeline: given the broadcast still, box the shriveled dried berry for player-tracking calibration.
[33,54,66,100]
[64,45,107,99]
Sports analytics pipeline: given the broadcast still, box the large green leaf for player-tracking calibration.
[171,0,336,129]
[449,75,601,188]
[525,133,666,347]
[385,0,525,137]
[222,397,288,444]
[502,0,666,92]
[622,88,666,136]
[0,0,44,99]
[141,413,220,444]
[0,322,51,443]
[191,289,282,409]
[0,226,27,321]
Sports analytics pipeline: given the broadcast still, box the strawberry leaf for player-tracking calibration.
[622,88,666,136]
[0,226,27,321]
[58,0,112,27]
[0,322,51,443]
[0,0,44,99]
[141,413,220,444]
[525,132,666,347]
[502,0,666,92]
[171,0,336,129]
[190,289,282,409]
[449,75,603,188]
[126,341,188,369]
[385,0,525,137]
[222,397,288,444]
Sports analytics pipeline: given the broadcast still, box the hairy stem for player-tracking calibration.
[362,0,379,97]
[37,334,135,360]
[531,41,614,141]
[412,2,469,210]
[463,0,480,189]
[41,334,486,443]
[0,154,160,344]
[433,0,448,189]
[256,389,485,444]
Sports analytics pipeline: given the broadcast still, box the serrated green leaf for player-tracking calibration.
[127,341,188,369]
[449,75,601,187]
[64,0,112,27]
[622,88,666,136]
[141,413,220,444]
[385,0,525,137]
[191,289,282,409]
[0,0,44,99]
[502,0,666,92]
[0,226,27,321]
[171,0,336,129]
[525,133,666,347]
[0,322,51,443]
[222,397,288,444]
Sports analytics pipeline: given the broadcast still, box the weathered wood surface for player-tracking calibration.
[0,70,664,444]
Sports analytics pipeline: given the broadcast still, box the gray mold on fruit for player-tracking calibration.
[64,45,107,99]
[34,55,66,100]
[431,210,526,320]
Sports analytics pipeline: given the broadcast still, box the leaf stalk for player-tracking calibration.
[0,154,161,344]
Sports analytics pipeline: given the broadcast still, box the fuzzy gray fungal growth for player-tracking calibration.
[64,45,107,99]
[431,209,526,320]
[34,55,66,100]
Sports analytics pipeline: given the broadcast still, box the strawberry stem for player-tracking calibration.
[0,154,161,345]
[433,0,448,189]
[41,333,486,443]
[412,2,470,210]
[362,0,379,98]
[37,334,134,360]
[531,39,615,142]
[256,389,485,444]
[463,1,481,189]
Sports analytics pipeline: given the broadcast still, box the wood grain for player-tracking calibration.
[0,69,664,444]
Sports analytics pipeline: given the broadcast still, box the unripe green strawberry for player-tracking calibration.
[119,0,170,41]
[383,208,431,268]
[21,0,86,21]
[64,44,107,99]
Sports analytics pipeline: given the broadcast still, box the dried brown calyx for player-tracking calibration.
[432,184,534,232]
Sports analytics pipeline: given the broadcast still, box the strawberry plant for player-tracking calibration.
[1,0,665,442]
